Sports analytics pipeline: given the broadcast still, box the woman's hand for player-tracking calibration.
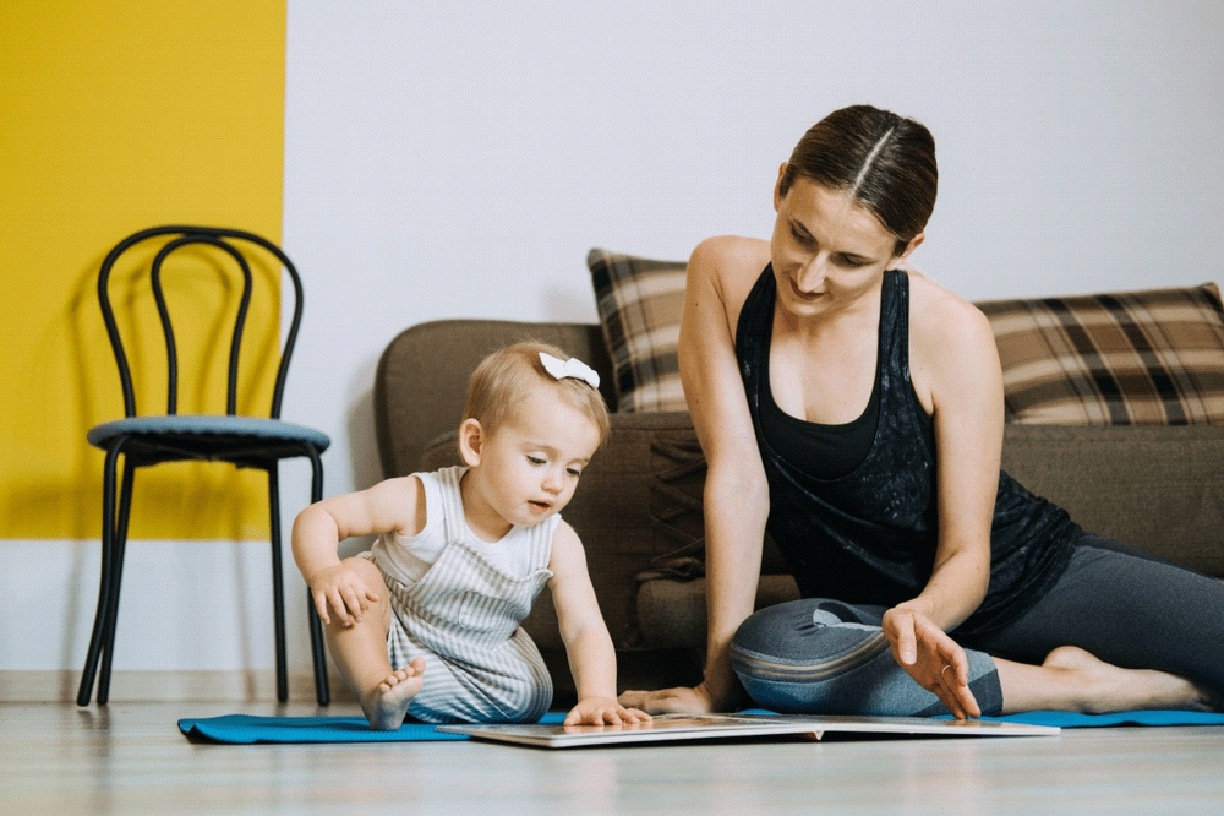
[618,682,715,716]
[882,606,981,719]
[564,697,653,727]
[307,562,379,627]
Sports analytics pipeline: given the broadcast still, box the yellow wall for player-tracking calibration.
[0,1,286,539]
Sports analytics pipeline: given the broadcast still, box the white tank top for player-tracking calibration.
[368,466,558,586]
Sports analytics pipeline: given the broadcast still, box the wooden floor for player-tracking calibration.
[3,701,1224,815]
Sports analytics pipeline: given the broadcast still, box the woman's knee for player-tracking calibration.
[729,599,892,697]
[728,599,898,714]
[729,599,1006,717]
[732,599,887,662]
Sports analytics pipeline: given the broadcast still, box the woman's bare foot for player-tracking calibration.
[1040,646,1209,713]
[361,657,426,730]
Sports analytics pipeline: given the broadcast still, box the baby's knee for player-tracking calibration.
[343,555,388,588]
[484,653,554,723]
[497,676,553,724]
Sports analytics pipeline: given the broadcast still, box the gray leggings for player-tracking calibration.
[730,539,1224,716]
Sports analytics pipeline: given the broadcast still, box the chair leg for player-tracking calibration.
[308,450,329,706]
[96,462,135,706]
[268,467,289,703]
[307,594,329,706]
[77,445,123,706]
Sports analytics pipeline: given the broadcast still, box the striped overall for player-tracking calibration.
[369,468,556,724]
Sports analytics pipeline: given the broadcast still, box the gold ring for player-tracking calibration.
[940,664,952,678]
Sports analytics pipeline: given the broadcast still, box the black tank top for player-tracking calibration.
[759,348,880,480]
[736,266,1078,637]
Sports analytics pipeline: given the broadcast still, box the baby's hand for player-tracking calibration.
[564,697,653,727]
[308,563,379,627]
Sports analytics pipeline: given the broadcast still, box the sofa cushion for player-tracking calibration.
[587,248,688,413]
[1000,423,1224,580]
[636,575,800,654]
[977,283,1224,424]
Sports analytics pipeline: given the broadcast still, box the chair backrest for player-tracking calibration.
[96,225,304,419]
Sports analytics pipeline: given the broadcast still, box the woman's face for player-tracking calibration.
[770,170,916,321]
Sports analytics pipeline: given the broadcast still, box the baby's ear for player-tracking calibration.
[457,418,484,467]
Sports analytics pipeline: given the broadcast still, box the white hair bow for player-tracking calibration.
[539,352,601,389]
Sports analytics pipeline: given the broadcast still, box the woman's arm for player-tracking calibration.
[622,237,772,714]
[883,279,1004,716]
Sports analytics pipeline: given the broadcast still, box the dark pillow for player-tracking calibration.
[587,248,688,413]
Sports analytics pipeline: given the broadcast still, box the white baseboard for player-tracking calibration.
[0,670,355,704]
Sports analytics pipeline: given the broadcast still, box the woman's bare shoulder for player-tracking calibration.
[907,272,998,404]
[689,236,770,314]
[907,272,992,340]
[690,235,770,273]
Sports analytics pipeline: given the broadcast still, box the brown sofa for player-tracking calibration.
[374,318,1224,705]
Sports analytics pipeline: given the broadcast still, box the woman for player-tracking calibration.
[620,105,1224,719]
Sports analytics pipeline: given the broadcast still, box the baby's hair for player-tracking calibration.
[461,340,611,445]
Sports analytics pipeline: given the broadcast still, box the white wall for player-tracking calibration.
[10,0,1222,691]
[281,0,1224,508]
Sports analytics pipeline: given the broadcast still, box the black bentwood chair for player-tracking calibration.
[76,225,330,706]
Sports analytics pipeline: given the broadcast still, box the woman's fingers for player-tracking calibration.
[892,612,982,719]
[937,669,967,718]
[882,609,919,665]
[616,686,709,715]
[931,642,981,719]
[945,671,981,719]
[895,619,919,665]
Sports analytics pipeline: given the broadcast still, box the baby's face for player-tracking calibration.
[475,391,601,529]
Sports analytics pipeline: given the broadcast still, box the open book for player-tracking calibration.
[438,712,1058,748]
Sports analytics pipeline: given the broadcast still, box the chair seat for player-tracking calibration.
[87,415,331,464]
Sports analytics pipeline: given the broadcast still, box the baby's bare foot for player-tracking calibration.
[362,657,426,730]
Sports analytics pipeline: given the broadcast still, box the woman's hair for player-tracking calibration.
[461,341,611,445]
[779,105,938,256]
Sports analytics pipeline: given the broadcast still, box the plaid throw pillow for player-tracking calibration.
[587,248,688,412]
[977,283,1224,424]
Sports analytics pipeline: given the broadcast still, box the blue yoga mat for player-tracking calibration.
[737,707,1224,729]
[980,710,1224,728]
[178,712,568,744]
[179,709,1224,744]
